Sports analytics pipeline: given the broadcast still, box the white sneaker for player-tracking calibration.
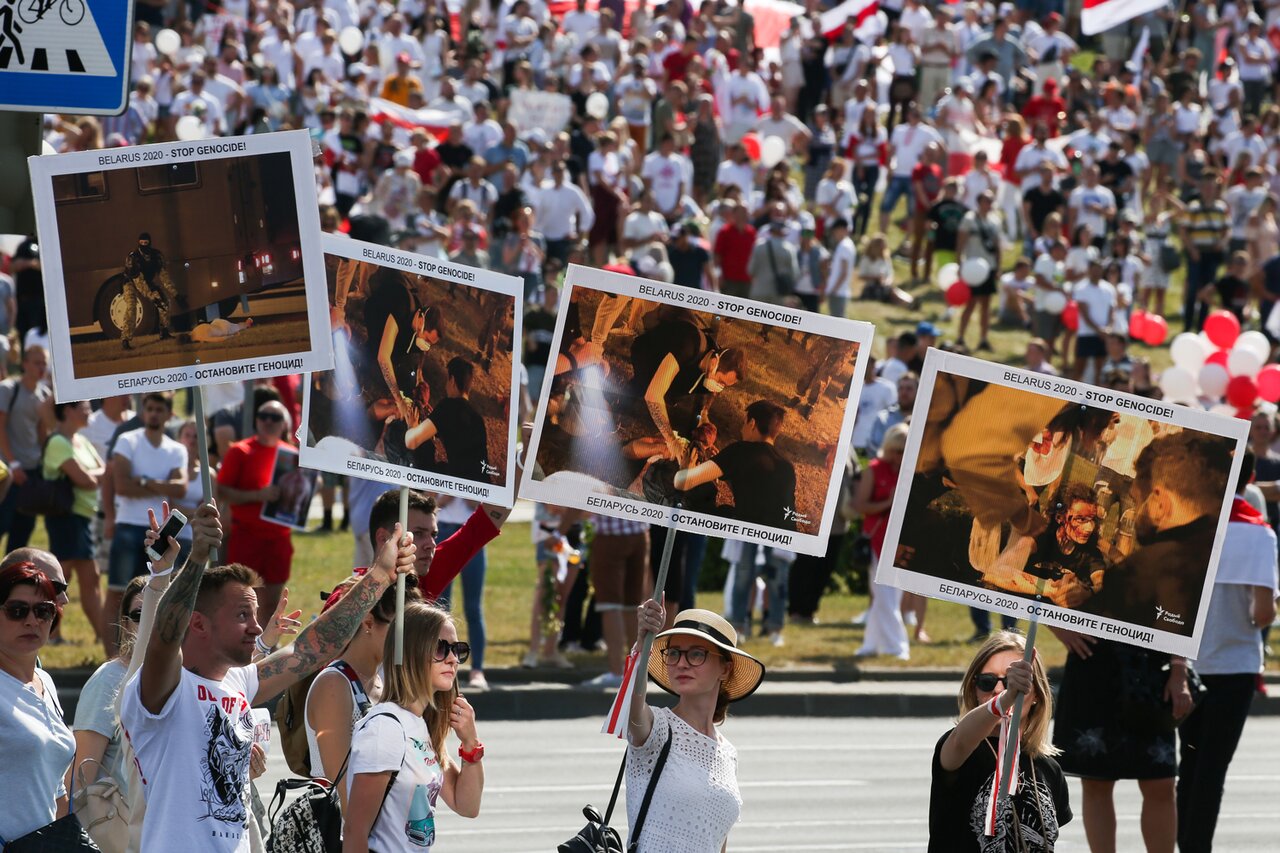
[850,611,868,626]
[467,671,490,691]
[542,653,574,669]
[769,631,785,648]
[520,652,539,669]
[903,611,919,628]
[582,672,624,688]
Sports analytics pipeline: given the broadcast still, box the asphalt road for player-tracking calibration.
[258,715,1280,852]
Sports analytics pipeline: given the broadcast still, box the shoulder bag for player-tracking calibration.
[558,723,674,853]
[70,758,130,853]
[17,433,75,518]
[0,814,100,852]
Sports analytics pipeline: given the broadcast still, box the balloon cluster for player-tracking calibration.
[936,259,990,307]
[1159,310,1277,418]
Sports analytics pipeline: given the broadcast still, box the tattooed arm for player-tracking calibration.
[138,503,223,714]
[255,526,416,703]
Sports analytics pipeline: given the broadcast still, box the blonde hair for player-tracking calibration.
[879,422,909,456]
[865,232,890,260]
[381,600,459,769]
[958,632,1060,758]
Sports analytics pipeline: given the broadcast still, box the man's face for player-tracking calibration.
[407,509,438,573]
[142,399,171,430]
[22,348,47,381]
[202,583,262,666]
[1058,500,1098,545]
[897,377,917,408]
[255,403,287,441]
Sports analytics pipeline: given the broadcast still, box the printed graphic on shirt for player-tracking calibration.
[966,770,1059,853]
[200,699,253,828]
[405,737,441,848]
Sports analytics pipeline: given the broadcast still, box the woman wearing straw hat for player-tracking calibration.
[628,598,766,853]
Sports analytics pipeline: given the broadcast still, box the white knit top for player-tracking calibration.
[626,706,742,853]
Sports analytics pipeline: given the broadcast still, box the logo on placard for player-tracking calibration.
[782,506,810,526]
[480,461,501,477]
[1155,605,1185,627]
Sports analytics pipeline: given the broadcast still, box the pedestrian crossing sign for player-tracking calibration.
[0,0,133,114]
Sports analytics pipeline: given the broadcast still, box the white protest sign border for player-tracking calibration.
[518,263,874,557]
[29,130,332,403]
[299,234,524,508]
[875,350,1248,659]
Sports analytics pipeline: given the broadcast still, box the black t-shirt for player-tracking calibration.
[1022,186,1066,233]
[928,200,969,251]
[1214,275,1250,318]
[629,320,708,398]
[523,306,557,367]
[668,242,711,289]
[929,731,1072,853]
[569,129,595,184]
[1098,159,1134,200]
[436,141,474,170]
[1025,529,1107,589]
[711,440,796,529]
[363,276,421,394]
[418,396,489,479]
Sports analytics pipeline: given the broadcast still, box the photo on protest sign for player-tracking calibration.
[876,351,1248,658]
[519,264,873,557]
[260,445,318,531]
[299,235,523,507]
[28,131,331,402]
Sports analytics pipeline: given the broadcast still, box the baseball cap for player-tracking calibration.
[916,321,940,338]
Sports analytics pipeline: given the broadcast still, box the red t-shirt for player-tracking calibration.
[911,162,943,214]
[1022,96,1065,136]
[714,224,757,282]
[358,505,501,602]
[414,146,442,185]
[663,50,694,82]
[1000,135,1028,182]
[866,457,901,556]
[217,436,293,538]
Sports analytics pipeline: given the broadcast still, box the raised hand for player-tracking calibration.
[449,695,479,747]
[636,596,665,645]
[188,502,223,565]
[260,587,303,650]
[370,522,416,585]
[144,500,182,572]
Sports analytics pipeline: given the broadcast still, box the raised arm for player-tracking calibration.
[939,657,1033,771]
[628,597,665,746]
[255,527,416,702]
[644,352,684,456]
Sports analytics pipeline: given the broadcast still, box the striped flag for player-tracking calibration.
[819,0,879,38]
[601,647,642,738]
[367,98,457,141]
[1081,0,1168,36]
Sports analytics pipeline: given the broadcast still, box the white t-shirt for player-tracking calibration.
[1226,184,1270,239]
[642,152,689,214]
[755,114,808,147]
[826,237,857,297]
[120,665,261,853]
[348,703,446,851]
[1072,280,1117,337]
[714,159,755,200]
[1032,254,1065,311]
[888,121,943,177]
[624,210,670,244]
[112,428,189,527]
[1013,144,1067,191]
[1196,519,1278,674]
[853,377,897,449]
[83,407,133,460]
[561,9,600,43]
[726,71,768,129]
[1068,184,1116,238]
[74,658,132,800]
[616,76,657,125]
[0,669,75,843]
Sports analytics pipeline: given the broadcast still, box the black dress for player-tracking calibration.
[1052,639,1177,780]
[929,731,1072,853]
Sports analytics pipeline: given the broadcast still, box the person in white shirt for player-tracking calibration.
[824,218,857,318]
[885,24,920,129]
[1225,166,1270,251]
[1237,17,1275,115]
[962,150,1002,210]
[1071,258,1117,381]
[917,6,957,110]
[171,72,227,135]
[879,105,943,232]
[1032,240,1069,358]
[463,102,504,156]
[303,31,346,85]
[616,58,658,151]
[560,0,600,45]
[1024,337,1060,376]
[641,135,691,222]
[853,355,898,452]
[754,95,811,155]
[1015,123,1069,192]
[534,160,595,263]
[448,157,499,219]
[378,13,427,72]
[715,142,756,201]
[1222,114,1269,172]
[1067,113,1112,167]
[724,60,769,143]
[622,190,671,251]
[1067,165,1117,246]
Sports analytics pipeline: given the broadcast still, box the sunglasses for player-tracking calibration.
[659,646,716,667]
[4,601,58,623]
[434,639,470,664]
[126,609,144,624]
[257,412,285,423]
[973,673,1009,693]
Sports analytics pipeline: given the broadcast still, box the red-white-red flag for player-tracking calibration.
[1081,0,1168,36]
[819,0,879,38]
[601,648,642,738]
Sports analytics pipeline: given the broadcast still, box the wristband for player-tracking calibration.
[987,695,1005,718]
[255,636,276,656]
[458,742,485,764]
[149,564,175,577]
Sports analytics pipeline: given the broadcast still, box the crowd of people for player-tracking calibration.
[5,0,1280,850]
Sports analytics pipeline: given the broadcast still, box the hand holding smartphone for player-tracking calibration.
[145,509,188,563]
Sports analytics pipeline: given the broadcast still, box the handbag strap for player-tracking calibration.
[365,712,405,832]
[331,659,373,716]
[628,723,674,852]
[601,749,628,827]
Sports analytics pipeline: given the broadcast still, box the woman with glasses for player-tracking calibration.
[929,632,1072,852]
[628,598,766,852]
[344,600,483,852]
[0,561,74,846]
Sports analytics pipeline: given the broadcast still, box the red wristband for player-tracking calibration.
[459,742,485,763]
[987,695,1004,718]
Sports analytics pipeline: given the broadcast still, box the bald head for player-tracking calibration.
[1,548,68,604]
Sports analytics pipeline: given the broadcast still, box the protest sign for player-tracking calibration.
[260,444,318,531]
[519,264,873,557]
[28,130,331,402]
[876,350,1247,658]
[507,90,574,135]
[300,235,523,507]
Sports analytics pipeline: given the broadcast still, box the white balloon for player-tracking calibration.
[961,256,990,286]
[1169,332,1209,372]
[338,26,365,56]
[760,135,787,169]
[586,92,609,120]
[1198,363,1231,398]
[937,262,959,289]
[1159,366,1198,402]
[154,28,180,56]
[1234,330,1272,365]
[1228,347,1264,378]
[1042,291,1067,315]
[175,115,205,141]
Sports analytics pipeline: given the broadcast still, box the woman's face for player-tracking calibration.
[662,636,730,698]
[121,591,142,645]
[973,649,1034,705]
[1,585,57,657]
[429,621,461,693]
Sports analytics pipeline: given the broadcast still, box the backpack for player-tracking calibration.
[275,661,370,778]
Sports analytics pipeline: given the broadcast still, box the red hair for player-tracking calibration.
[0,562,63,631]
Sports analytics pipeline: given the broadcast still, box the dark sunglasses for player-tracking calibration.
[4,601,58,623]
[433,639,470,663]
[659,646,714,667]
[257,412,285,423]
[974,673,1009,693]
[126,609,144,624]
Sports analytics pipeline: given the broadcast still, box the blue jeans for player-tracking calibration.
[1183,250,1224,332]
[879,174,912,216]
[729,544,790,634]
[680,534,707,613]
[437,521,487,671]
[108,522,191,591]
[0,484,37,552]
[969,607,1019,635]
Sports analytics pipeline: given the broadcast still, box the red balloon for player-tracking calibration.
[1129,310,1149,341]
[1141,315,1168,347]
[1258,364,1280,403]
[1226,375,1259,409]
[741,132,761,161]
[1236,407,1256,420]
[1206,349,1230,369]
[1062,301,1079,331]
[1204,311,1241,349]
[945,281,970,306]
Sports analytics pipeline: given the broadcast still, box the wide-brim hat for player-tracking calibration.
[647,609,766,703]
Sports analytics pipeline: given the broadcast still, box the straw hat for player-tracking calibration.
[647,609,766,703]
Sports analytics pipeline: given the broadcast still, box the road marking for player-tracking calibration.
[482,778,867,794]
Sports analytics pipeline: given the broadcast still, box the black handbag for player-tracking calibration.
[559,725,673,853]
[1,813,100,852]
[17,435,75,518]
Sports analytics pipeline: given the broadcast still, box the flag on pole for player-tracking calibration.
[601,647,642,738]
[1129,26,1151,75]
[819,0,879,38]
[1081,0,1168,36]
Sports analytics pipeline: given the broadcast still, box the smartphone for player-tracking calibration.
[145,510,188,562]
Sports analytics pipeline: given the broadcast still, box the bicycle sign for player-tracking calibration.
[0,0,133,114]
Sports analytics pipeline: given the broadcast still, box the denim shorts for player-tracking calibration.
[46,513,93,561]
[879,175,913,213]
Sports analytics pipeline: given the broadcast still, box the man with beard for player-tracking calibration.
[121,232,180,350]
